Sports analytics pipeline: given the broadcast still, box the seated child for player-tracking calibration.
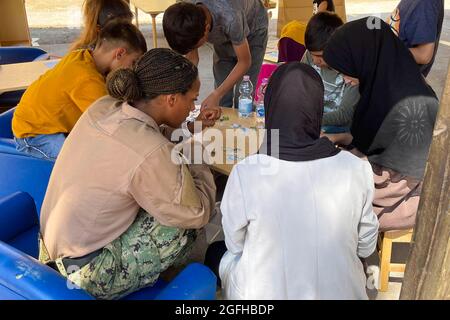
[302,12,360,134]
[12,20,147,160]
[205,62,379,299]
[278,0,338,63]
[39,49,220,300]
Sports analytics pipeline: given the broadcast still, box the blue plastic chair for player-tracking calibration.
[0,107,14,138]
[0,152,54,214]
[0,192,217,300]
[0,47,49,107]
[0,47,48,65]
[0,114,55,214]
[0,192,40,257]
[0,107,22,156]
[0,241,94,300]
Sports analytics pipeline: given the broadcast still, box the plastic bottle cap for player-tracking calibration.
[243,75,250,81]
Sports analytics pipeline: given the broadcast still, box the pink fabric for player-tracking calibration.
[278,38,306,63]
[255,63,278,102]
[348,149,422,231]
[371,164,422,232]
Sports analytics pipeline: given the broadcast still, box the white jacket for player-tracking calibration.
[219,152,379,300]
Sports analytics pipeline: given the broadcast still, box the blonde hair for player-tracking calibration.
[71,0,133,51]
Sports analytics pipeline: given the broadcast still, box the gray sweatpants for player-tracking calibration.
[213,27,269,108]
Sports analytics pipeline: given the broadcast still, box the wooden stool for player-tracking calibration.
[378,229,413,292]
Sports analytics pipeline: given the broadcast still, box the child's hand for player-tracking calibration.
[201,90,221,110]
[188,107,222,132]
[197,106,222,127]
[322,132,353,146]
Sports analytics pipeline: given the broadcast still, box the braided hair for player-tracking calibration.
[106,48,199,102]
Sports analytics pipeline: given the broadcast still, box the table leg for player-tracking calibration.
[151,14,158,48]
[135,6,139,29]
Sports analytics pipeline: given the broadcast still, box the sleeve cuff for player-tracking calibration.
[181,121,193,139]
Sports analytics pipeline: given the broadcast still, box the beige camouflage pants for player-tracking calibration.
[39,210,197,300]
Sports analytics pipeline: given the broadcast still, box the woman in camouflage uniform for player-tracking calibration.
[39,48,220,299]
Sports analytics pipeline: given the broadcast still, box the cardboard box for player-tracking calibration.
[0,0,31,47]
[277,0,347,37]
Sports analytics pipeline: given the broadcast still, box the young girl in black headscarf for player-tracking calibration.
[207,62,378,299]
[322,17,439,231]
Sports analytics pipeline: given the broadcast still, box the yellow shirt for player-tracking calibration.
[12,49,107,138]
[280,20,306,45]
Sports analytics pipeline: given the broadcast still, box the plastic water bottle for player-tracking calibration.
[255,78,268,125]
[238,75,254,118]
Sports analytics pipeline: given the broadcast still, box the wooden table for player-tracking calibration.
[0,59,58,94]
[131,0,176,49]
[206,108,265,176]
[264,50,279,63]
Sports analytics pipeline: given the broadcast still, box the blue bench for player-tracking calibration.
[0,107,22,156]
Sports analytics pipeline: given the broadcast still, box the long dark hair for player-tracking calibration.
[95,19,147,54]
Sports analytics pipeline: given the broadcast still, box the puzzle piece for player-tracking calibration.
[226,154,245,162]
[224,147,245,162]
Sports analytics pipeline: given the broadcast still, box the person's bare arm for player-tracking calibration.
[322,132,354,146]
[187,107,222,132]
[185,49,200,67]
[201,40,252,109]
[409,42,435,65]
